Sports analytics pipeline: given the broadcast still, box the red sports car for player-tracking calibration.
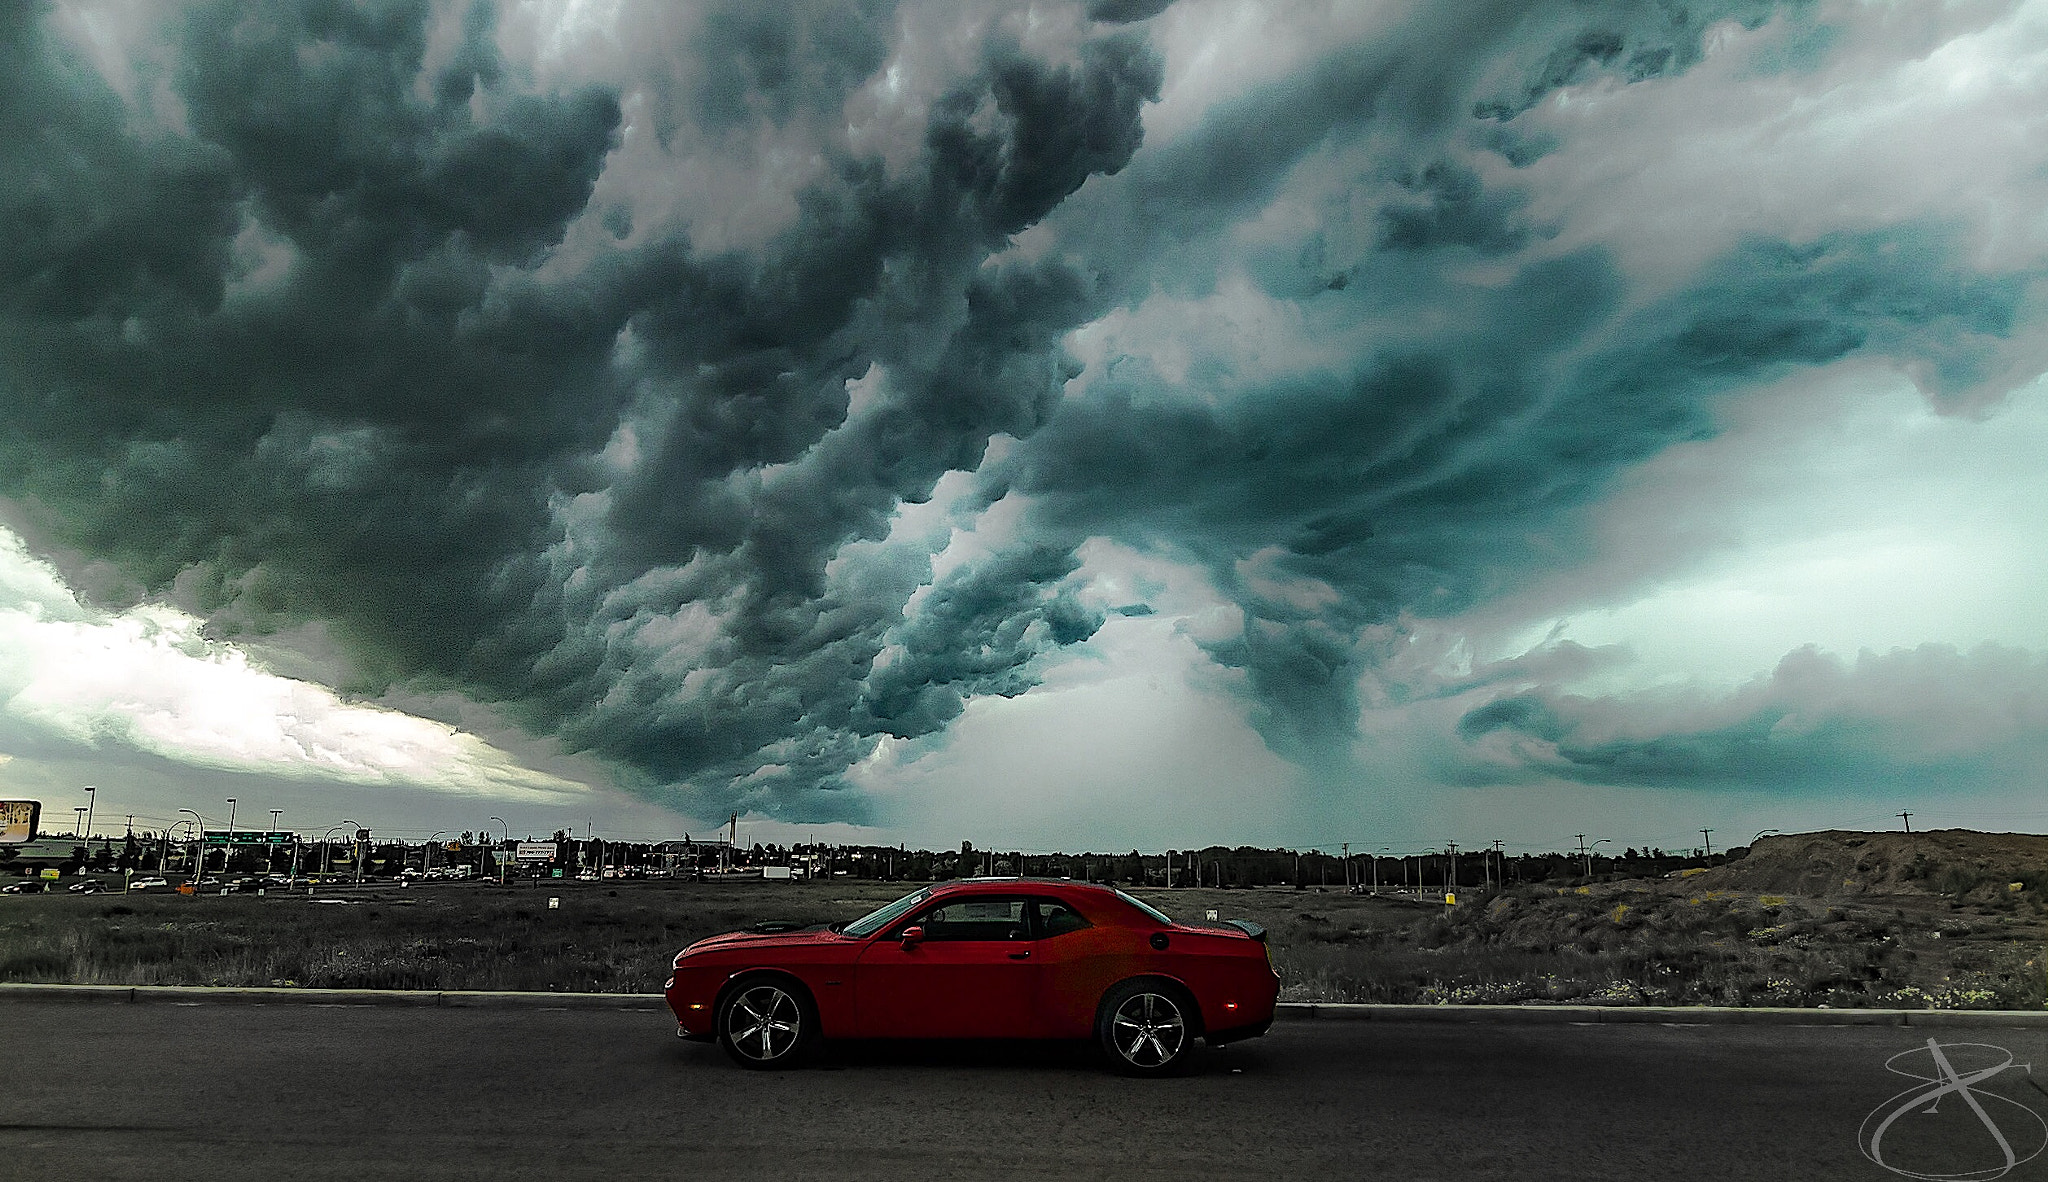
[664,878,1279,1074]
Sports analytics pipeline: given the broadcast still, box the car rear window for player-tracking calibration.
[1114,889,1173,925]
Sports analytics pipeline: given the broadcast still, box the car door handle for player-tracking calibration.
[1008,950,1030,960]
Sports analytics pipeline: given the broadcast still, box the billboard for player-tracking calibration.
[515,842,556,862]
[1,801,38,845]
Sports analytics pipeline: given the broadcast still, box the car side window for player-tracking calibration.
[1031,898,1092,939]
[912,896,1031,941]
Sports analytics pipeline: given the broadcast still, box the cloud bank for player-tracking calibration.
[2,0,2044,838]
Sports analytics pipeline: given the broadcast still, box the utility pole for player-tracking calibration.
[1446,842,1458,893]
[1700,828,1714,859]
[1341,843,1350,890]
[1493,839,1505,888]
[1898,811,1913,834]
[1576,834,1590,879]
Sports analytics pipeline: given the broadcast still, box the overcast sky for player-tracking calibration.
[2,0,2044,854]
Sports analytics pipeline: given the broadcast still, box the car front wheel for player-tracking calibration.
[1097,981,1194,1076]
[715,978,814,1069]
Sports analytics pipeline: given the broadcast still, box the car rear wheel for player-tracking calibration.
[716,978,813,1069]
[1097,980,1194,1076]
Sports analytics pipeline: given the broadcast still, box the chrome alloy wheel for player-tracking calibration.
[1110,990,1186,1068]
[724,983,802,1063]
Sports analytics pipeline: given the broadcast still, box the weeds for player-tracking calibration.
[3,878,2043,1009]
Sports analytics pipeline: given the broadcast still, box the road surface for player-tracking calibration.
[2,997,2044,1180]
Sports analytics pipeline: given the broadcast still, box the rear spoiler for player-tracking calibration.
[1223,919,1266,943]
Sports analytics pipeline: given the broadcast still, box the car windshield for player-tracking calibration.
[1114,888,1174,925]
[841,887,935,937]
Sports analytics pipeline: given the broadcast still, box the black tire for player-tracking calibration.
[1096,979,1196,1076]
[715,976,816,1070]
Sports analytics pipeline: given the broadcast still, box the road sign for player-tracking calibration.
[515,842,555,862]
[201,831,296,846]
[39,868,59,880]
[1,801,37,844]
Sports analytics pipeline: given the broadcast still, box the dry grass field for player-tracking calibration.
[4,831,2045,1008]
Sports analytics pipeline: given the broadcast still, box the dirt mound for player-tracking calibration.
[1687,829,2048,899]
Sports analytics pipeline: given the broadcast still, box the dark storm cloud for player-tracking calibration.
[1451,644,2048,792]
[864,545,1104,738]
[1,0,2038,818]
[992,218,2024,761]
[501,26,1161,819]
[1086,0,1177,25]
[1,0,623,683]
[1468,0,1793,121]
[691,0,895,132]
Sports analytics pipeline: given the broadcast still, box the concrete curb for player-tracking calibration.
[0,983,663,1009]
[1276,1002,2048,1027]
[2,983,2045,1025]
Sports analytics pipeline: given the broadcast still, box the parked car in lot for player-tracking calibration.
[1,880,45,894]
[128,877,170,891]
[664,878,1278,1075]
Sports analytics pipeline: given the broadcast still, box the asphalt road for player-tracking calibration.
[3,998,2045,1182]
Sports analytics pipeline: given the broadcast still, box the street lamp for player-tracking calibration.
[490,816,507,884]
[320,824,351,876]
[1586,837,1611,879]
[83,784,96,853]
[425,832,446,873]
[342,819,362,883]
[1375,847,1390,892]
[221,798,237,888]
[178,809,205,882]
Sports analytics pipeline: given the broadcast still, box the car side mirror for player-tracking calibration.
[899,925,925,948]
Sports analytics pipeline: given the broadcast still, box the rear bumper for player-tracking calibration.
[1204,1014,1274,1045]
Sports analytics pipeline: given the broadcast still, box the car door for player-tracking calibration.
[853,894,1038,1039]
[1026,894,1120,1038]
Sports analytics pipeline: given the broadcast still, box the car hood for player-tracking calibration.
[681,926,851,955]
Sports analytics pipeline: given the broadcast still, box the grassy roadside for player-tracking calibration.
[0,880,905,993]
[3,875,2043,1009]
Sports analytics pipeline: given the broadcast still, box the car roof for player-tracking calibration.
[926,877,1123,896]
